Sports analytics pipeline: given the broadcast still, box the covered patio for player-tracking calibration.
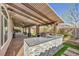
[6,3,63,37]
[0,3,63,56]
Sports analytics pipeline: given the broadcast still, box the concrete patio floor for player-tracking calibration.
[5,34,26,56]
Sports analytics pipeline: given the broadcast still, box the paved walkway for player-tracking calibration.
[63,47,79,56]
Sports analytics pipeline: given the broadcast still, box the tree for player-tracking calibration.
[61,4,79,39]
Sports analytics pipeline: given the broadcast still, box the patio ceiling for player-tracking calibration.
[5,3,63,27]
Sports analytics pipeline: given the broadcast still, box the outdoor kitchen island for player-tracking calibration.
[24,35,64,56]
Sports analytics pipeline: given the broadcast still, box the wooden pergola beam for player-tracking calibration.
[25,21,57,27]
[7,3,48,24]
[22,3,53,22]
[39,21,57,26]
[7,8,44,25]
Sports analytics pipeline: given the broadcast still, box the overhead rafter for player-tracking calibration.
[22,3,54,23]
[13,20,25,27]
[7,8,44,25]
[5,3,63,27]
[6,3,48,24]
[13,17,35,27]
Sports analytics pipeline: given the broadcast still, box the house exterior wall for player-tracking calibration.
[0,4,14,55]
[0,15,14,55]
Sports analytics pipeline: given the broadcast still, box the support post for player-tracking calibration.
[0,14,2,47]
[28,27,31,37]
[53,23,58,35]
[36,26,40,37]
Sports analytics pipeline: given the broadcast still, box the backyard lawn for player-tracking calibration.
[54,43,79,56]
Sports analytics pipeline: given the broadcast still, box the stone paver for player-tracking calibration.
[64,50,78,56]
[64,47,79,56]
[67,48,79,54]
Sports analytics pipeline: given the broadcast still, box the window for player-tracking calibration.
[1,6,8,19]
[0,5,8,48]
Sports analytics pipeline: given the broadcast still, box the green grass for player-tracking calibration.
[64,43,79,50]
[54,44,68,56]
[54,43,79,56]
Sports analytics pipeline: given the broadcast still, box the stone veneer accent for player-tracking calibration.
[24,36,63,56]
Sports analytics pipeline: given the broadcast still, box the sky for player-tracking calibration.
[49,3,69,16]
[48,3,79,24]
